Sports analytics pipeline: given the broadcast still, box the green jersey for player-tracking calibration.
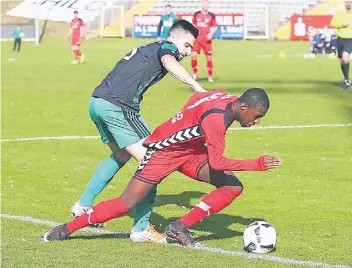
[12,28,24,39]
[158,13,178,39]
[92,41,180,112]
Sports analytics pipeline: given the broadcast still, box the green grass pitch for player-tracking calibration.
[1,38,352,268]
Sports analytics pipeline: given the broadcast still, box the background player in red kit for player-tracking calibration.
[65,11,86,64]
[41,88,281,247]
[191,0,218,82]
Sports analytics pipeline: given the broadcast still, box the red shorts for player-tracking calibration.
[134,145,208,184]
[71,37,81,46]
[192,39,213,54]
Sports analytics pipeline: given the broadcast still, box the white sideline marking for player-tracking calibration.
[0,214,128,237]
[1,213,351,268]
[255,53,305,58]
[0,135,100,142]
[1,124,351,143]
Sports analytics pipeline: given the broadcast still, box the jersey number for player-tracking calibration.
[171,92,233,124]
[171,112,183,124]
[123,48,137,61]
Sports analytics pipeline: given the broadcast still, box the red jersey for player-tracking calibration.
[144,90,265,171]
[71,18,84,38]
[192,11,217,41]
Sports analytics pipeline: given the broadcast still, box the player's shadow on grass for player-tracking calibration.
[68,233,129,241]
[197,77,211,82]
[152,191,265,241]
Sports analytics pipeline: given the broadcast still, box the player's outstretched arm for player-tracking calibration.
[161,54,207,92]
[202,113,281,171]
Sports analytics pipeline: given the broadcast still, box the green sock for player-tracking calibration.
[78,155,125,207]
[132,186,157,232]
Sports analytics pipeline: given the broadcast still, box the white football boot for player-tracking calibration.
[208,76,214,83]
[79,54,85,64]
[130,225,167,244]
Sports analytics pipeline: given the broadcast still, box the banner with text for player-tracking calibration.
[6,0,121,22]
[290,15,334,41]
[133,14,244,39]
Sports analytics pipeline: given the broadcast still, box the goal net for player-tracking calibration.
[89,5,125,38]
[243,5,270,40]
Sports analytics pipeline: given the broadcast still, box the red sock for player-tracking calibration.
[73,50,80,60]
[191,59,198,74]
[179,187,242,227]
[67,197,129,233]
[77,49,81,57]
[207,60,213,77]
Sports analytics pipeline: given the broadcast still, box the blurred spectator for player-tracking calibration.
[321,27,331,54]
[308,28,337,56]
[311,30,324,54]
[12,25,24,52]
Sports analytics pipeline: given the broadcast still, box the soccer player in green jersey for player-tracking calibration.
[157,5,178,41]
[12,25,24,52]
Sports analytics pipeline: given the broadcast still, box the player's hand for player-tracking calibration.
[206,33,212,40]
[257,155,281,170]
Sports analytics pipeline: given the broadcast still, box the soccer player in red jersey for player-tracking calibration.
[41,88,281,246]
[191,0,218,82]
[65,11,86,64]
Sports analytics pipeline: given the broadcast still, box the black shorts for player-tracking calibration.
[337,37,352,58]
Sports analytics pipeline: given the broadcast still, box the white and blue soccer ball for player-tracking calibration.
[243,221,277,254]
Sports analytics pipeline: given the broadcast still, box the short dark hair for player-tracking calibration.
[238,88,270,110]
[73,11,78,14]
[165,4,171,8]
[167,19,199,39]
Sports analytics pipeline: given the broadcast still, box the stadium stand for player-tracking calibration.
[147,0,320,32]
[3,0,337,40]
[275,0,345,39]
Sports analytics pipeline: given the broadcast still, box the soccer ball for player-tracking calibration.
[19,32,25,38]
[243,221,277,254]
